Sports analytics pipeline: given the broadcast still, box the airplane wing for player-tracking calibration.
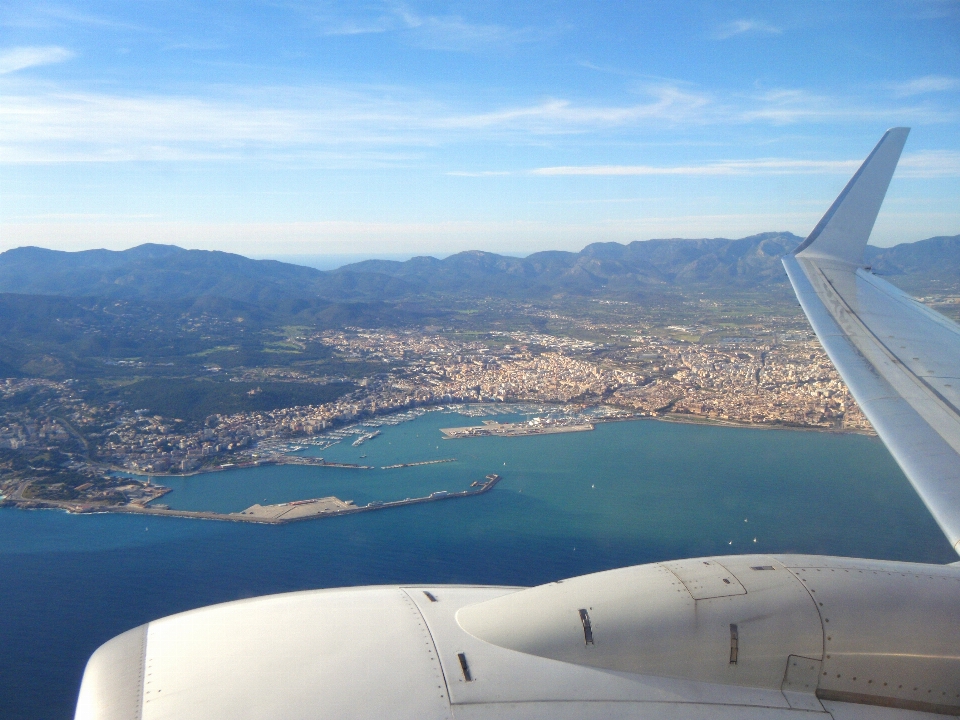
[782,127,960,555]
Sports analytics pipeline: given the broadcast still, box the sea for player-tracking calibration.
[1,408,955,720]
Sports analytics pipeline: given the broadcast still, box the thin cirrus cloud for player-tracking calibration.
[1,79,957,165]
[0,84,716,163]
[898,150,960,178]
[319,5,542,51]
[528,151,960,179]
[399,11,543,52]
[433,88,711,131]
[531,159,859,177]
[4,4,147,31]
[322,20,393,36]
[0,46,73,75]
[713,19,782,40]
[0,86,440,158]
[738,87,959,125]
[890,75,960,97]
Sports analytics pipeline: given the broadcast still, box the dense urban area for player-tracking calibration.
[3,233,959,512]
[6,218,960,515]
[0,294,886,512]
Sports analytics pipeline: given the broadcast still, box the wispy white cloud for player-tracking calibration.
[577,60,629,75]
[0,86,437,163]
[164,40,231,52]
[434,86,712,132]
[323,20,393,36]
[890,75,960,97]
[318,5,397,38]
[0,83,717,163]
[1,78,956,165]
[531,159,859,177]
[0,46,73,75]
[714,19,781,40]
[738,87,958,124]
[531,151,960,178]
[527,151,960,179]
[315,3,544,50]
[396,7,542,52]
[446,170,512,177]
[1,5,147,32]
[897,150,960,177]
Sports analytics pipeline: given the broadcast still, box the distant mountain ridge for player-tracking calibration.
[339,232,803,295]
[864,236,960,292]
[1,233,957,303]
[0,244,416,305]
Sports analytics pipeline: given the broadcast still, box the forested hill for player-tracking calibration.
[339,232,803,295]
[339,233,960,297]
[0,244,415,304]
[1,233,957,302]
[863,236,960,293]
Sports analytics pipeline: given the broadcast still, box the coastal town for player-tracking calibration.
[0,307,874,511]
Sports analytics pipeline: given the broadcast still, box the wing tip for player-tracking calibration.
[880,126,911,150]
[793,128,910,263]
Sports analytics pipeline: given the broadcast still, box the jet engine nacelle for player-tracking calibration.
[457,554,960,713]
[75,554,960,720]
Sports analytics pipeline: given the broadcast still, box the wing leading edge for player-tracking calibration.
[783,128,960,555]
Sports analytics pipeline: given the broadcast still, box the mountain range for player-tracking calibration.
[0,232,957,304]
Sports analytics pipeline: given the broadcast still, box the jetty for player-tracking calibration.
[441,418,594,439]
[104,454,374,480]
[94,474,502,524]
[267,456,373,469]
[381,458,456,470]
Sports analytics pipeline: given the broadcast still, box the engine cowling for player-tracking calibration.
[456,554,960,714]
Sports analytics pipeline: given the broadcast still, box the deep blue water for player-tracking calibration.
[1,412,954,720]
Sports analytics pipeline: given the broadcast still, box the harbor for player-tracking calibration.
[53,407,624,518]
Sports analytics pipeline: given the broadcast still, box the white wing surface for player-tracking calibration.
[783,128,960,555]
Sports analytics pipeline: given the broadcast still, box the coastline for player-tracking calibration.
[652,412,877,436]
[2,402,877,518]
[7,474,502,524]
[125,401,875,480]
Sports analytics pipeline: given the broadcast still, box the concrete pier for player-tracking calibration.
[441,419,594,439]
[94,474,502,524]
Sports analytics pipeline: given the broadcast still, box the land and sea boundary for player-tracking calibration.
[441,418,594,439]
[1,402,875,520]
[23,473,502,524]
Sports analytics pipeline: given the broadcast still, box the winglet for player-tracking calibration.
[794,128,909,265]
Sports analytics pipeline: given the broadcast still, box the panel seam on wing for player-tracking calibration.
[801,260,960,453]
[400,588,453,708]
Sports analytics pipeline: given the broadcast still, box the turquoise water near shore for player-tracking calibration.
[1,410,955,719]
[152,410,534,513]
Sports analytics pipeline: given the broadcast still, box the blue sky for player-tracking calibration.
[1,1,958,257]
